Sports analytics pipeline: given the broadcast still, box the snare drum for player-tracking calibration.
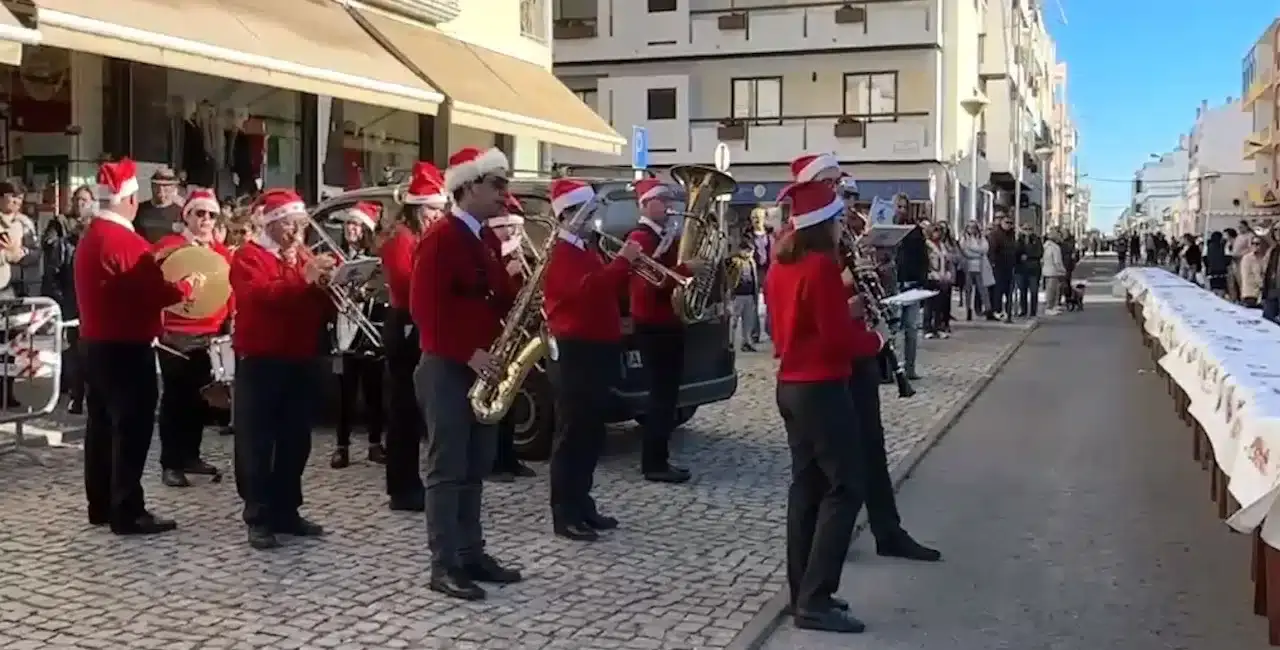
[208,335,236,383]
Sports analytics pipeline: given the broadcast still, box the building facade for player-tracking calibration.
[546,0,991,221]
[1046,62,1078,233]
[0,0,618,209]
[1242,17,1280,220]
[1131,148,1188,236]
[1183,98,1255,236]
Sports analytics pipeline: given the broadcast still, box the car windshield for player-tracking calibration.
[595,183,688,237]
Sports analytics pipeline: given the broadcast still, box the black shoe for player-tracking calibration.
[487,470,515,483]
[184,460,219,476]
[643,465,691,484]
[783,597,850,615]
[218,426,234,437]
[87,512,108,527]
[463,554,523,584]
[740,343,757,352]
[906,373,922,381]
[368,444,387,464]
[554,521,599,542]
[272,516,324,537]
[583,511,618,530]
[110,513,177,536]
[793,607,866,634]
[876,532,942,562]
[161,468,191,488]
[247,526,280,550]
[67,399,84,415]
[330,446,350,469]
[511,462,536,478]
[389,491,425,512]
[429,566,486,601]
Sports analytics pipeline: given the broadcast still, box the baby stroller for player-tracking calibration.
[1063,282,1086,311]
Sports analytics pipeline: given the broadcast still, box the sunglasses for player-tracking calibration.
[190,210,216,218]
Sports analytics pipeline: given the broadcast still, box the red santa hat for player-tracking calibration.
[342,201,380,231]
[443,146,509,193]
[259,188,308,225]
[633,178,671,204]
[182,188,219,217]
[403,161,448,207]
[488,193,526,228]
[97,158,140,204]
[549,178,595,218]
[778,181,842,230]
[789,153,841,183]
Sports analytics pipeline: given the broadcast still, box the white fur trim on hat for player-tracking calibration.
[97,176,139,204]
[344,209,376,231]
[444,147,510,192]
[791,197,843,230]
[796,153,839,183]
[263,200,307,225]
[639,184,670,204]
[404,192,448,208]
[487,215,525,227]
[182,196,220,217]
[552,184,596,217]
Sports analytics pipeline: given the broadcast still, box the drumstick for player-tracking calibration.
[153,340,190,360]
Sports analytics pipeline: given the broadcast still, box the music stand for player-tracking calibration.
[862,224,916,249]
[333,257,381,286]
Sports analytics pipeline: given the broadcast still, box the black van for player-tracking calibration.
[310,180,739,460]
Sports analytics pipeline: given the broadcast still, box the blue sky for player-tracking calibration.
[1045,0,1277,229]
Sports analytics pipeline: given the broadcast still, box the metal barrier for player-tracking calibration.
[0,297,64,464]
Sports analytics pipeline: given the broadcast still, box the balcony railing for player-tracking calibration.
[687,112,933,165]
[1244,125,1276,159]
[1244,65,1277,109]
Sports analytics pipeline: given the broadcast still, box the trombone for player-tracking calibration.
[593,222,694,288]
[301,214,384,350]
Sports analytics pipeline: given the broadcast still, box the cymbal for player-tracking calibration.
[161,246,232,319]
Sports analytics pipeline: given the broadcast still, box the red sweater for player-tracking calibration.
[627,225,681,326]
[543,237,631,342]
[229,241,333,359]
[379,226,417,310]
[410,215,517,365]
[73,216,191,343]
[153,234,234,336]
[765,252,882,382]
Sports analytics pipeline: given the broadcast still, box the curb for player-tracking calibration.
[726,319,1041,650]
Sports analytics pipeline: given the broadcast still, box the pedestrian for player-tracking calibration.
[1204,231,1229,296]
[923,224,953,339]
[1042,229,1067,315]
[1240,233,1269,308]
[1181,233,1202,282]
[134,166,183,244]
[731,246,760,352]
[959,220,993,320]
[892,193,926,380]
[42,184,94,414]
[1014,225,1043,318]
[987,215,1018,322]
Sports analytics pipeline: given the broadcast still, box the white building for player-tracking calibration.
[547,0,988,218]
[1183,98,1255,236]
[1132,148,1189,235]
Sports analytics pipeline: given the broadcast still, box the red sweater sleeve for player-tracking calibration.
[578,256,631,295]
[626,229,678,289]
[230,247,317,306]
[380,231,414,308]
[812,257,882,364]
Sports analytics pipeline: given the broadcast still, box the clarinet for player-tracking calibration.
[839,223,916,399]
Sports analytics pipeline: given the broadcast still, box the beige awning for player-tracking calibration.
[0,6,41,67]
[355,9,624,155]
[34,0,443,116]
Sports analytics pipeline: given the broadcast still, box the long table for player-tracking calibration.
[1116,267,1280,643]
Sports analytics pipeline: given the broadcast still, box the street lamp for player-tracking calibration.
[961,94,989,225]
[1034,145,1053,233]
[1199,171,1221,242]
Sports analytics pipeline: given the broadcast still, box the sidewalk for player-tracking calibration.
[761,285,1268,649]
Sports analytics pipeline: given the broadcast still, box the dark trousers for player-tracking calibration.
[989,268,1013,315]
[849,357,902,536]
[233,356,318,527]
[493,413,520,472]
[1015,271,1041,317]
[548,338,619,524]
[415,353,496,568]
[157,343,212,471]
[776,379,865,611]
[336,354,384,448]
[923,282,950,333]
[83,341,158,524]
[635,324,684,473]
[61,325,84,401]
[383,309,424,497]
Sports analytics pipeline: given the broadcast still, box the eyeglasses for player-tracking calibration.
[191,210,215,218]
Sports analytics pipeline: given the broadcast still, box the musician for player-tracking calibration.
[330,201,386,470]
[486,192,537,482]
[540,179,638,540]
[229,188,335,550]
[410,146,523,599]
[75,158,202,535]
[380,162,448,512]
[766,180,882,634]
[153,188,233,488]
[626,178,691,484]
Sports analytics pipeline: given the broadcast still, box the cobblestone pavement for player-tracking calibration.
[0,323,1026,650]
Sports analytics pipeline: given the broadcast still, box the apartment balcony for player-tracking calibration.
[1243,65,1277,110]
[550,112,935,169]
[1248,182,1280,208]
[553,0,939,64]
[1243,125,1277,159]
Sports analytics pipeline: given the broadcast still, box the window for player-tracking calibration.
[647,88,677,120]
[730,77,782,123]
[842,72,898,122]
[977,34,985,63]
[648,0,677,11]
[574,88,599,111]
[520,0,548,42]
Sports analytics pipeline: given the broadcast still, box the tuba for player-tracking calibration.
[468,197,598,424]
[668,164,737,324]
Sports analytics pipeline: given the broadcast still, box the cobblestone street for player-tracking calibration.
[0,322,1027,650]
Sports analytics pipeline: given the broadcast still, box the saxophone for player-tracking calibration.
[668,164,738,324]
[467,198,598,424]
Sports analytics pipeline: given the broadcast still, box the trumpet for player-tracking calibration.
[594,224,694,289]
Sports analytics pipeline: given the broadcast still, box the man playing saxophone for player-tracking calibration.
[486,192,537,482]
[626,178,691,484]
[380,161,447,513]
[410,146,522,600]
[542,179,640,541]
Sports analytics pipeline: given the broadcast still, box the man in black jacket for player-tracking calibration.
[1014,226,1043,317]
[987,216,1018,322]
[135,166,183,244]
[894,203,928,380]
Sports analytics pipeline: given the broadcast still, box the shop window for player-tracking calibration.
[647,88,677,120]
[648,0,677,12]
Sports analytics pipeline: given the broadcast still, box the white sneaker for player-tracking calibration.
[923,332,937,339]
[940,331,951,339]
[1045,308,1062,316]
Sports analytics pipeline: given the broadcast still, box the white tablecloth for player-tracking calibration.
[1116,267,1280,546]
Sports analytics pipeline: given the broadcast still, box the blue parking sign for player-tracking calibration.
[631,125,649,170]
